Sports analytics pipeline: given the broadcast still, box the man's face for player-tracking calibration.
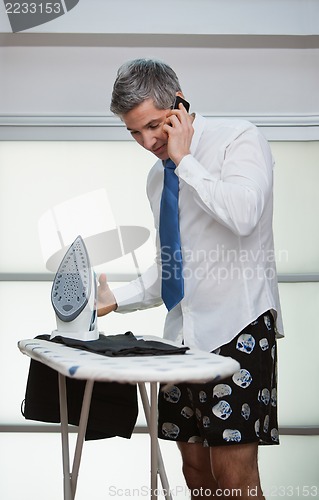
[122,98,171,160]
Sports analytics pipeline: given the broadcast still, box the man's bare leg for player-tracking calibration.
[178,441,264,499]
[210,442,264,499]
[177,442,218,499]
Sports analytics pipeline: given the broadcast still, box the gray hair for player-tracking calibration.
[110,58,182,116]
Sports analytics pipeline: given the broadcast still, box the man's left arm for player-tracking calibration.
[176,129,273,237]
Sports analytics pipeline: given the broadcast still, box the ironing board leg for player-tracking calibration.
[71,379,94,498]
[138,383,173,500]
[58,373,72,500]
[150,382,158,499]
[58,375,94,500]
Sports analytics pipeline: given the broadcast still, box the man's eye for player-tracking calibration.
[149,124,159,129]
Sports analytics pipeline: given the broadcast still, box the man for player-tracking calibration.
[98,58,284,499]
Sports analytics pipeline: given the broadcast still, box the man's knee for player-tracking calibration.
[210,442,260,490]
[177,442,215,491]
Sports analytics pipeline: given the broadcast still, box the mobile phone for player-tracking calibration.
[172,96,190,112]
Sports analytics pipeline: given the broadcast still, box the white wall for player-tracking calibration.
[0,0,318,140]
[0,45,318,121]
[1,0,319,35]
[0,2,318,499]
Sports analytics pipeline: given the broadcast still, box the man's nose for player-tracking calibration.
[142,131,156,150]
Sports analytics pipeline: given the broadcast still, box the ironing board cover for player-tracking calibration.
[18,336,240,384]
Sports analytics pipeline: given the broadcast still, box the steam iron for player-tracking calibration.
[51,235,99,341]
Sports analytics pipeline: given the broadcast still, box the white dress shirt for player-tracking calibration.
[113,113,284,351]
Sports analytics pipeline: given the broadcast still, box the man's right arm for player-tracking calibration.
[97,263,163,317]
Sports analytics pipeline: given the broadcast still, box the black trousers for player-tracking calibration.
[22,359,138,441]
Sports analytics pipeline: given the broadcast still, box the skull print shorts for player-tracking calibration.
[158,311,279,447]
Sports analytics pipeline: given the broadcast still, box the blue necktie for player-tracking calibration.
[159,159,184,310]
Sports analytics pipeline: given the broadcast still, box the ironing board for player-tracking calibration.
[18,337,240,500]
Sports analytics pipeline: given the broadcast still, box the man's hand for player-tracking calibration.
[163,102,194,166]
[97,273,117,316]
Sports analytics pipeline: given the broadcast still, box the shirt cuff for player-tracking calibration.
[112,282,144,312]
